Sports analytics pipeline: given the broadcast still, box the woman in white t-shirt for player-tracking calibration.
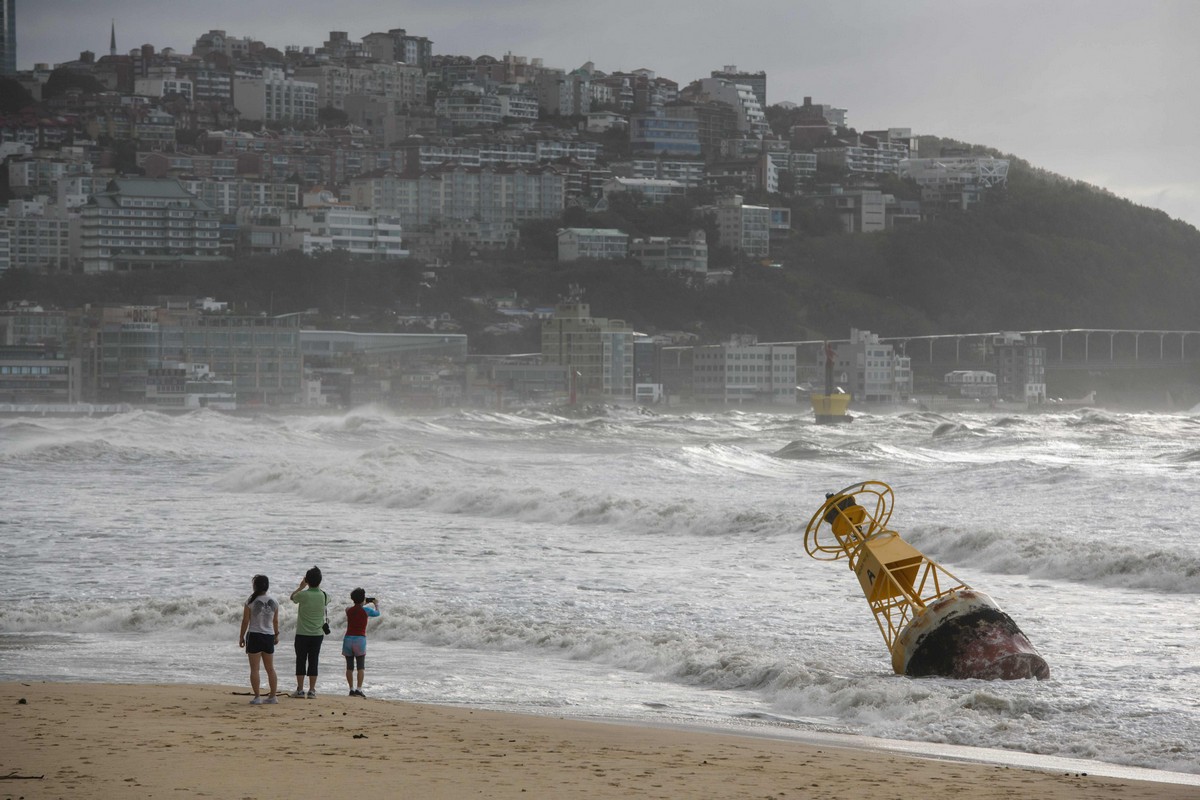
[238,574,280,705]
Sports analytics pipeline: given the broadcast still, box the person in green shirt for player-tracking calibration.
[289,566,329,699]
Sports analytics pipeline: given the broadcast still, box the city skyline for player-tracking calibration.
[11,0,1200,233]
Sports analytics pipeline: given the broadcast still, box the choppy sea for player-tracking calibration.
[2,405,1198,781]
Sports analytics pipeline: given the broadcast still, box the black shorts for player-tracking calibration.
[246,631,275,654]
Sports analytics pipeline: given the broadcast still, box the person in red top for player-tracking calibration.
[342,588,381,697]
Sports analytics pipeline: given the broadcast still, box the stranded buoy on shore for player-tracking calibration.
[804,481,1049,680]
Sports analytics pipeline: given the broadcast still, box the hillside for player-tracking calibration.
[4,145,1199,350]
[781,162,1200,338]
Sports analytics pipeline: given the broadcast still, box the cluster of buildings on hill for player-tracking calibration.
[1,19,1010,274]
[1,299,1048,413]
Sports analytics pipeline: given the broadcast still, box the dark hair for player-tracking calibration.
[305,566,323,587]
[350,587,365,604]
[247,574,269,605]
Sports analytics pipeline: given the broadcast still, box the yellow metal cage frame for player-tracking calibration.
[804,481,970,656]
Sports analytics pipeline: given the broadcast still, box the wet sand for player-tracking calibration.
[3,682,1197,799]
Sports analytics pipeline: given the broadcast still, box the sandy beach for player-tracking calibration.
[3,682,1197,799]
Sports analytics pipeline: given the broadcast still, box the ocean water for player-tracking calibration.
[2,405,1198,778]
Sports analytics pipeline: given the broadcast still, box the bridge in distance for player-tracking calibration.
[779,329,1200,373]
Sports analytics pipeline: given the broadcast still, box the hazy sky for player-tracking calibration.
[14,0,1200,231]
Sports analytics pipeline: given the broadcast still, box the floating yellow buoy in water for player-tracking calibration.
[804,481,1049,680]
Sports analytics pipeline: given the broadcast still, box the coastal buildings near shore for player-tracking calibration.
[1,297,1068,413]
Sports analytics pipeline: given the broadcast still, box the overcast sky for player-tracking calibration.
[14,0,1200,231]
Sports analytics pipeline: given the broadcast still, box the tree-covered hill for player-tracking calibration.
[4,145,1198,350]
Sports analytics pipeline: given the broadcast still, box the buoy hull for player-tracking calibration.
[893,589,1050,680]
[811,394,853,424]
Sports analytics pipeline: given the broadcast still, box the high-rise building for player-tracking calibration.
[990,332,1046,404]
[541,302,633,399]
[0,0,15,75]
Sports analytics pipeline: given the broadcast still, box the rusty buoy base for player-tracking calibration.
[892,589,1050,680]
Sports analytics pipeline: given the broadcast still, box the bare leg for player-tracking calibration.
[356,669,365,690]
[262,652,278,698]
[345,665,353,691]
[247,652,262,698]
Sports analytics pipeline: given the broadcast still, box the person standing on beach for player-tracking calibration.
[290,566,329,699]
[343,588,381,697]
[238,574,279,705]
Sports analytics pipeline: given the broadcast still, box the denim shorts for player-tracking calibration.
[246,631,275,654]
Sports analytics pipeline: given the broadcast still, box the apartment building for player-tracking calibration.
[434,84,502,128]
[177,66,232,102]
[89,308,304,405]
[133,75,194,103]
[496,86,540,122]
[692,335,797,405]
[990,332,1046,404]
[79,178,222,273]
[232,68,318,123]
[811,188,887,234]
[702,194,786,257]
[7,154,93,195]
[629,230,707,275]
[814,133,909,176]
[191,29,257,61]
[827,328,912,403]
[0,345,82,404]
[0,200,78,271]
[760,151,818,194]
[599,177,686,206]
[556,228,629,261]
[629,156,706,187]
[349,164,565,229]
[540,301,633,399]
[680,77,768,137]
[533,69,591,116]
[405,218,520,257]
[361,28,434,72]
[293,61,426,111]
[290,206,407,260]
[0,306,74,346]
[629,106,702,156]
[710,66,766,107]
[131,108,177,151]
[178,178,300,216]
[400,140,598,171]
[945,370,998,399]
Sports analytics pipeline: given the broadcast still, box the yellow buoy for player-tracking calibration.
[804,481,1049,680]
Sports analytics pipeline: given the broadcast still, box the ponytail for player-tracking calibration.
[247,574,270,605]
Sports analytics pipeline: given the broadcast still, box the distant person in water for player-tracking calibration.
[343,588,381,697]
[290,566,329,699]
[239,574,279,705]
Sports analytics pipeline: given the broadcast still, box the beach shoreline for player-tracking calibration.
[4,681,1197,799]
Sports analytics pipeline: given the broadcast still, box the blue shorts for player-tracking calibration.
[246,631,275,654]
[342,635,367,658]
